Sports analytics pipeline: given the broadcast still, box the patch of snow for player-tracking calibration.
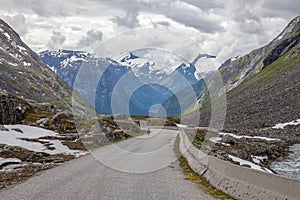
[47,65,57,73]
[219,132,280,141]
[272,119,300,129]
[0,125,86,156]
[23,61,31,66]
[209,137,231,146]
[278,36,283,40]
[69,56,84,62]
[7,62,18,67]
[251,155,267,164]
[116,52,182,82]
[175,124,188,128]
[0,157,22,166]
[228,154,273,173]
[209,137,221,143]
[17,45,27,52]
[3,32,11,40]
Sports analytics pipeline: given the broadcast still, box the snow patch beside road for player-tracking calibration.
[0,157,22,167]
[0,125,85,156]
[228,155,273,173]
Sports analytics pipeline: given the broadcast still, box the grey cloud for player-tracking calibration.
[70,26,82,31]
[99,0,221,33]
[155,21,171,27]
[233,8,262,34]
[163,5,223,33]
[263,0,300,14]
[0,0,298,67]
[77,29,103,48]
[111,11,140,28]
[1,14,28,35]
[47,31,66,50]
[107,0,223,33]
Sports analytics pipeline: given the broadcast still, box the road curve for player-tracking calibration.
[0,128,215,200]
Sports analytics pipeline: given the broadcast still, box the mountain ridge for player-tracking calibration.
[0,19,88,111]
[182,16,300,131]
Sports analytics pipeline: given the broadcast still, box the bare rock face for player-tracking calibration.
[0,93,31,124]
[52,112,73,123]
[221,135,235,145]
[11,128,23,133]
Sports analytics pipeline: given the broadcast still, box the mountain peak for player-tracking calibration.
[0,19,21,40]
[120,52,139,62]
[191,53,216,66]
[275,16,300,42]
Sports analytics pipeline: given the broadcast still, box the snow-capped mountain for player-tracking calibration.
[39,49,96,86]
[39,50,215,115]
[119,52,167,83]
[117,52,215,85]
[40,49,94,70]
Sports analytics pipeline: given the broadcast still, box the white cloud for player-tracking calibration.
[0,0,298,69]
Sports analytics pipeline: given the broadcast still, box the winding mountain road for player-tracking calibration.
[0,128,214,200]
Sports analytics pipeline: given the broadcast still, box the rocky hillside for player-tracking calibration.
[183,16,300,131]
[0,19,86,110]
[219,16,300,93]
[194,16,300,109]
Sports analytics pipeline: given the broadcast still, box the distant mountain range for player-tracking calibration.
[40,49,215,115]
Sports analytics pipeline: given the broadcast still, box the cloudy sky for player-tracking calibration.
[1,0,299,68]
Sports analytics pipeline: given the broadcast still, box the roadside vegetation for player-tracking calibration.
[174,135,234,200]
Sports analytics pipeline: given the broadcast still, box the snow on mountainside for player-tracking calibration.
[40,49,216,115]
[0,19,85,109]
[40,49,94,70]
[119,52,168,83]
[40,50,216,88]
[117,52,216,84]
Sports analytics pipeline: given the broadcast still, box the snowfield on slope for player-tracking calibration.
[0,125,86,156]
[272,119,300,129]
[219,132,280,141]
